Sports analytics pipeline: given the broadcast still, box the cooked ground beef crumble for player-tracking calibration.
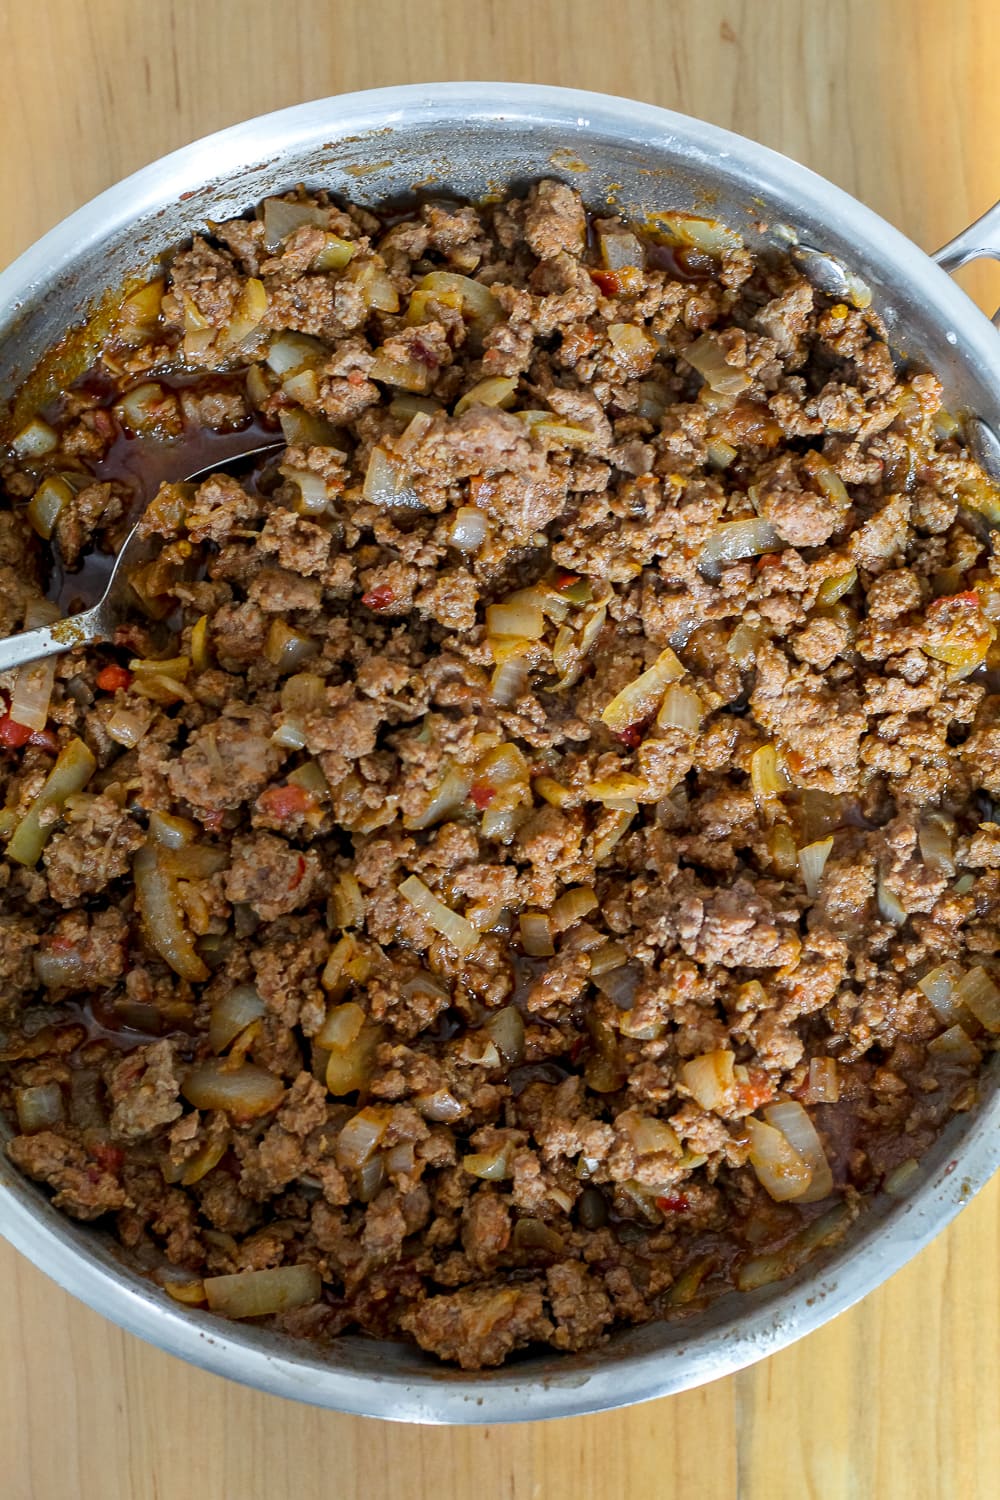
[1,179,998,1369]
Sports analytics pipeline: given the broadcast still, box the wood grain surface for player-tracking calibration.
[1,3,998,1496]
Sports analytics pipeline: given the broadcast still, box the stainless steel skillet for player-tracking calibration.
[0,83,997,1423]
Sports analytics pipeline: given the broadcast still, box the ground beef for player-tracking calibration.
[1,181,996,1372]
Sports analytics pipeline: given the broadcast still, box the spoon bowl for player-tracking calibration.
[0,441,282,674]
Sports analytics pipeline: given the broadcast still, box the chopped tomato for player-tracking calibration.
[615,723,644,750]
[362,585,395,611]
[469,781,496,811]
[590,270,620,297]
[0,714,33,749]
[288,854,308,891]
[554,570,582,592]
[258,784,314,821]
[95,663,133,693]
[201,810,225,834]
[655,1194,690,1215]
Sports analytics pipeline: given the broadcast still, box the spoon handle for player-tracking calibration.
[0,606,107,674]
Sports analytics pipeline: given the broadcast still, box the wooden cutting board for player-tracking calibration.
[1,3,998,1495]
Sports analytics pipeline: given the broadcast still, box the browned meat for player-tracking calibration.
[400,1283,552,1369]
[1,178,995,1373]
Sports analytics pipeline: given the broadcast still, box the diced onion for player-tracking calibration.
[14,1083,65,1133]
[928,1025,982,1065]
[918,814,955,876]
[954,966,1000,1033]
[588,941,628,977]
[593,963,641,1010]
[398,874,478,956]
[798,836,834,899]
[745,1116,813,1203]
[310,233,354,271]
[462,1145,514,1181]
[331,871,365,929]
[204,1264,321,1319]
[316,1000,365,1051]
[325,1024,380,1096]
[807,1056,840,1104]
[550,886,598,932]
[876,874,907,926]
[264,619,317,672]
[416,1089,464,1123]
[454,376,517,417]
[447,506,489,552]
[262,197,329,249]
[336,1106,390,1169]
[27,476,74,540]
[8,598,59,732]
[490,653,530,706]
[621,1113,680,1157]
[600,647,685,734]
[148,811,197,848]
[6,737,96,866]
[683,334,751,395]
[727,623,762,662]
[533,420,600,450]
[520,912,555,957]
[487,595,546,640]
[585,774,648,807]
[181,1061,284,1118]
[884,1158,921,1197]
[749,744,786,812]
[706,438,738,469]
[485,1006,526,1066]
[105,705,153,749]
[11,417,58,458]
[699,518,779,576]
[607,323,658,371]
[33,947,86,989]
[403,765,472,831]
[656,683,702,734]
[917,962,965,1024]
[762,1101,833,1203]
[210,986,267,1052]
[134,842,209,982]
[680,1050,736,1111]
[219,278,268,353]
[599,230,646,271]
[654,213,741,254]
[363,446,419,508]
[265,331,326,376]
[817,566,857,605]
[592,807,636,863]
[415,271,500,335]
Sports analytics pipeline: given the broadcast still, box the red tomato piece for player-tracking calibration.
[0,714,33,748]
[469,782,496,811]
[590,270,620,297]
[361,586,395,611]
[96,664,133,692]
[258,784,314,820]
[655,1194,690,1215]
[615,723,644,750]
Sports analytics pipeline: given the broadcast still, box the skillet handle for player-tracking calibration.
[933,199,1000,328]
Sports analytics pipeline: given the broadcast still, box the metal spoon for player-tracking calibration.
[0,442,282,674]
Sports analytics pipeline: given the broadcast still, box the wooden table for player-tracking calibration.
[1,3,998,1495]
